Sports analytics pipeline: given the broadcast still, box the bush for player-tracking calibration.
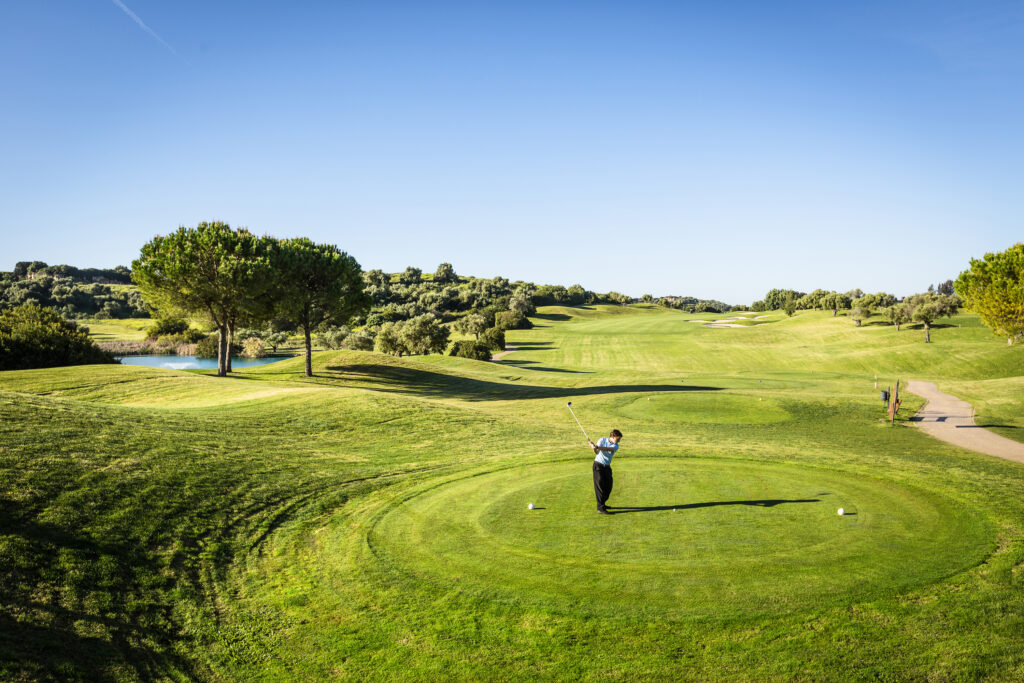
[157,328,205,344]
[342,329,375,351]
[241,337,266,358]
[195,334,241,358]
[0,303,117,370]
[448,340,492,361]
[495,310,532,330]
[374,322,408,356]
[195,335,218,358]
[479,327,505,351]
[319,325,351,350]
[401,314,450,355]
[146,317,190,339]
[264,331,290,353]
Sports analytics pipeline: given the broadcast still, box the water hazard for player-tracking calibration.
[116,355,291,370]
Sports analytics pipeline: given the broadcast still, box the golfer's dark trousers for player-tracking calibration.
[593,461,613,510]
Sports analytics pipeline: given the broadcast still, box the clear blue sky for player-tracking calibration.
[1,1,1021,304]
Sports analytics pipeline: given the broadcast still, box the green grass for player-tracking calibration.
[83,317,154,341]
[2,305,1023,680]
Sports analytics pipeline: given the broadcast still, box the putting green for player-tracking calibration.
[365,458,994,619]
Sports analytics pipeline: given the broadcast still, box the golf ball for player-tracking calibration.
[528,503,535,510]
[837,508,845,516]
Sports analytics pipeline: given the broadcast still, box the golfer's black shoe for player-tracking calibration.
[597,508,611,515]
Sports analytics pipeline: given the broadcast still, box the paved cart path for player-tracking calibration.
[905,380,1024,465]
[492,345,518,361]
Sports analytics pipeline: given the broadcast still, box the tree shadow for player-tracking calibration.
[607,499,821,514]
[532,313,572,322]
[498,360,591,374]
[325,362,722,401]
[0,498,201,680]
[957,424,1019,429]
[509,341,556,349]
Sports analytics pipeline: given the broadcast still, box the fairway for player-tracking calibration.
[3,306,1024,680]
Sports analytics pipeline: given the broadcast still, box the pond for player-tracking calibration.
[116,355,292,370]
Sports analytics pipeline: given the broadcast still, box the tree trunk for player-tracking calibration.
[855,320,861,327]
[217,327,228,376]
[895,323,901,331]
[832,310,838,317]
[924,323,931,343]
[226,321,234,373]
[304,326,313,377]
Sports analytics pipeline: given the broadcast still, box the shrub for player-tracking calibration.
[195,334,241,358]
[146,317,190,339]
[157,329,205,344]
[319,325,351,350]
[479,327,505,351]
[265,331,290,352]
[495,310,532,330]
[195,335,218,358]
[448,340,491,361]
[342,329,375,351]
[401,314,450,355]
[235,327,265,341]
[374,322,408,356]
[0,303,116,370]
[241,337,266,358]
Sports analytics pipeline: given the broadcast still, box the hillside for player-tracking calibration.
[1,304,1022,680]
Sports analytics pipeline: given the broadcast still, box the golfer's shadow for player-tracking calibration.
[607,499,821,514]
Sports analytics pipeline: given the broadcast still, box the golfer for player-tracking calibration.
[591,429,623,514]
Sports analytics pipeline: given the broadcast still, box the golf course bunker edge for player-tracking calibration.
[360,458,996,620]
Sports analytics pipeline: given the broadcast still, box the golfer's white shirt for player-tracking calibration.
[593,438,618,466]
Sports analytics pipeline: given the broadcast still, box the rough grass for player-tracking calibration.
[1,306,1023,680]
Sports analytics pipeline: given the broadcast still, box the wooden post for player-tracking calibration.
[890,379,901,424]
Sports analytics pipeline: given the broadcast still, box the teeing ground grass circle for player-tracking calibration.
[366,458,995,619]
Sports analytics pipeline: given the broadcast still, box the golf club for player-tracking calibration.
[566,401,591,443]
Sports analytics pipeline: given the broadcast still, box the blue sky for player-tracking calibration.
[1,1,1021,304]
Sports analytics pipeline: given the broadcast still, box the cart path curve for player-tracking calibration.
[904,380,1024,464]
[491,345,518,361]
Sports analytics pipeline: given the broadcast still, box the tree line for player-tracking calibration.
[749,242,1023,346]
[9,261,133,284]
[749,285,961,342]
[0,272,149,319]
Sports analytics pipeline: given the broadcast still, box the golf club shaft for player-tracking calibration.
[567,405,591,443]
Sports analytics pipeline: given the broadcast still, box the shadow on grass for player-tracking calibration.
[956,424,1019,429]
[497,360,590,374]
[0,498,200,681]
[510,341,556,348]
[324,363,722,401]
[606,499,820,514]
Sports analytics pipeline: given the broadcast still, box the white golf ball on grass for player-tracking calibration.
[837,508,845,516]
[528,503,535,510]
